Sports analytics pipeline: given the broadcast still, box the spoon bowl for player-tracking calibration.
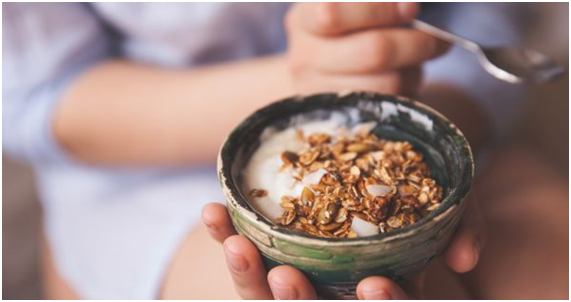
[411,19,566,84]
[478,47,566,84]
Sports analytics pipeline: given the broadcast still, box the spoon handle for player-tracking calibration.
[411,19,481,53]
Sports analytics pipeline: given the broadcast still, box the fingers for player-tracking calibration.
[223,235,274,299]
[201,203,237,244]
[295,2,419,36]
[444,197,487,273]
[325,66,423,97]
[286,2,448,96]
[292,28,449,74]
[295,66,423,97]
[356,276,408,300]
[444,226,481,273]
[268,266,318,299]
[205,207,318,299]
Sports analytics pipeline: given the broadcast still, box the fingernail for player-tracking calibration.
[203,220,216,230]
[398,2,419,21]
[361,289,391,300]
[269,281,298,300]
[224,246,249,273]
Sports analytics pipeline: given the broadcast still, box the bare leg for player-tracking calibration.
[159,224,240,299]
[41,224,240,299]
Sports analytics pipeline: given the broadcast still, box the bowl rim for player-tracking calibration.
[218,91,474,246]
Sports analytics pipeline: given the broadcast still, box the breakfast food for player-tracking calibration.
[243,118,443,238]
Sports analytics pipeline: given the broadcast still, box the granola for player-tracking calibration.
[251,125,443,238]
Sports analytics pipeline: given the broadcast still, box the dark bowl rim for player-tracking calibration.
[218,91,474,244]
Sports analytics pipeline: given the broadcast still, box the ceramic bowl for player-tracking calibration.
[218,92,474,299]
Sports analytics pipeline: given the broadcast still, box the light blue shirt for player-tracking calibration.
[2,3,525,299]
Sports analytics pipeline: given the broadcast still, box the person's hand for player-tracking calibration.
[285,2,450,97]
[201,203,405,299]
[201,198,486,299]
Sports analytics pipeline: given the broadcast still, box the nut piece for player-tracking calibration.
[301,187,315,204]
[307,133,331,146]
[346,143,372,153]
[281,209,296,225]
[249,189,268,198]
[386,216,402,228]
[339,152,357,162]
[350,166,361,177]
[318,203,339,225]
[281,151,299,165]
[299,149,320,166]
[335,207,348,223]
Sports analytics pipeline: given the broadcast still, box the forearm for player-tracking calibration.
[53,55,293,166]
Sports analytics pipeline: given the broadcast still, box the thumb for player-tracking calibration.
[357,276,409,300]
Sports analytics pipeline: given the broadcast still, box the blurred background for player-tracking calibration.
[2,2,568,299]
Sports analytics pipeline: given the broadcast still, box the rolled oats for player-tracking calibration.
[254,125,444,238]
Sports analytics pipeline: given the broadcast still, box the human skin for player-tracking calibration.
[44,2,495,299]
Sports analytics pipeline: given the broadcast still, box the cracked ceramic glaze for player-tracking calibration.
[218,92,474,299]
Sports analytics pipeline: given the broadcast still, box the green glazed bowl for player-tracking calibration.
[218,92,474,299]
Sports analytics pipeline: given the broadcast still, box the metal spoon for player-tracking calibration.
[411,19,566,84]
